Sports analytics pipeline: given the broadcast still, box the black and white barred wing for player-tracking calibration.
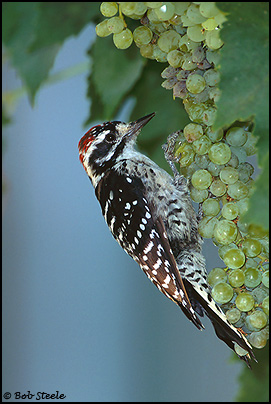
[95,170,203,330]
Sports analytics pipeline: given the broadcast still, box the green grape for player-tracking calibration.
[237,162,254,183]
[225,127,248,146]
[208,142,231,165]
[203,69,220,86]
[100,2,118,17]
[107,16,125,34]
[194,154,210,169]
[191,169,212,190]
[210,179,226,197]
[133,26,153,45]
[234,343,249,358]
[186,74,206,94]
[183,123,203,142]
[243,132,258,156]
[145,2,163,8]
[241,238,262,258]
[192,46,205,63]
[248,223,268,239]
[244,267,262,288]
[248,310,268,330]
[189,186,208,203]
[207,267,227,287]
[202,198,220,216]
[167,50,183,68]
[181,55,198,70]
[202,18,218,31]
[262,270,269,288]
[228,268,245,287]
[187,3,207,24]
[226,307,241,324]
[199,2,221,18]
[235,292,255,312]
[213,219,238,245]
[157,30,181,52]
[262,296,269,315]
[206,49,221,67]
[211,282,233,304]
[175,143,195,167]
[120,2,147,17]
[173,2,190,15]
[224,249,246,270]
[227,180,249,200]
[96,20,112,37]
[187,24,206,42]
[202,107,217,127]
[152,45,168,62]
[221,202,239,220]
[154,2,176,21]
[113,28,133,49]
[219,167,239,184]
[226,152,239,168]
[198,216,218,238]
[205,29,223,50]
[248,330,268,349]
[218,243,238,260]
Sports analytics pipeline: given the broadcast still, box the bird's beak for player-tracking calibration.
[127,112,155,138]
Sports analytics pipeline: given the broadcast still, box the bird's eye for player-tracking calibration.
[105,132,116,142]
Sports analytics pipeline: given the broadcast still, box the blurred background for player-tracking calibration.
[3,23,244,402]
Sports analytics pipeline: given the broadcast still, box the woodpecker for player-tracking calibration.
[78,112,256,367]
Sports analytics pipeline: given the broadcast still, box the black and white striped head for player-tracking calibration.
[78,112,155,186]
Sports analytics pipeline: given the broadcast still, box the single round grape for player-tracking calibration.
[208,161,224,176]
[244,267,262,288]
[96,20,112,37]
[262,296,269,315]
[202,18,218,31]
[235,292,255,312]
[248,310,268,330]
[202,199,220,216]
[208,142,231,165]
[198,216,218,238]
[205,29,223,50]
[145,2,163,8]
[262,270,269,288]
[241,238,262,258]
[203,69,220,87]
[210,179,227,197]
[183,123,203,142]
[243,132,258,156]
[195,154,210,169]
[224,249,246,270]
[192,135,212,156]
[237,162,254,183]
[218,243,238,260]
[175,143,195,167]
[113,29,133,49]
[213,220,238,245]
[157,30,181,52]
[133,26,153,46]
[234,343,249,357]
[191,169,212,190]
[219,167,239,184]
[120,2,147,17]
[189,186,208,203]
[140,43,154,59]
[107,16,125,34]
[248,330,268,349]
[199,2,220,18]
[211,282,233,304]
[100,2,118,17]
[186,74,206,94]
[228,268,245,287]
[167,50,183,68]
[226,127,248,147]
[227,180,249,200]
[226,308,241,324]
[207,267,227,287]
[187,24,206,42]
[221,202,239,220]
[154,2,176,21]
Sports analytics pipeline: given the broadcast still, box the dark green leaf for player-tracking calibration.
[87,36,146,121]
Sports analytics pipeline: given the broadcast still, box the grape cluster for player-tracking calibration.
[95,2,269,352]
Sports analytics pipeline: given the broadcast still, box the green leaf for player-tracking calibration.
[243,155,269,229]
[235,345,269,402]
[2,3,100,104]
[30,2,100,50]
[87,36,146,121]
